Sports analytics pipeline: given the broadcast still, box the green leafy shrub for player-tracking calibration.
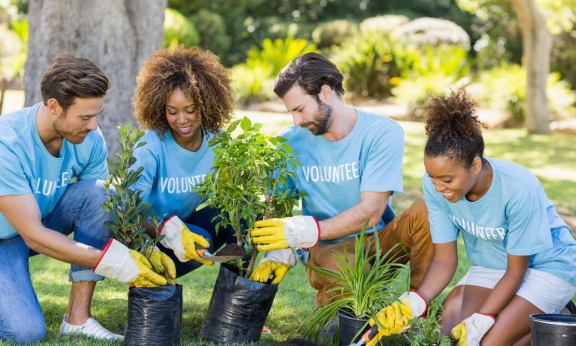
[405,299,452,346]
[359,15,410,35]
[392,44,471,117]
[246,36,317,78]
[331,33,406,100]
[230,62,275,105]
[476,63,576,126]
[232,36,316,105]
[163,8,199,48]
[392,17,471,50]
[101,125,163,253]
[190,9,230,59]
[194,117,304,278]
[551,29,576,91]
[0,23,23,79]
[311,19,359,49]
[301,226,406,343]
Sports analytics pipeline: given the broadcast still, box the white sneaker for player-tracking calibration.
[60,315,124,341]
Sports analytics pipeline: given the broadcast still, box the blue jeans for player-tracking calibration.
[0,179,113,344]
[158,206,239,278]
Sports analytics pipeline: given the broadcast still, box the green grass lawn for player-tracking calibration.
[3,110,575,345]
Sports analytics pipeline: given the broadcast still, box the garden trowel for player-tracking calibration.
[196,247,243,263]
[348,325,379,346]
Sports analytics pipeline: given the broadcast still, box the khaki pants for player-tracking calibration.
[306,200,433,306]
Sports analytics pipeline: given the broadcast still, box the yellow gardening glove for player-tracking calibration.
[451,313,495,346]
[145,248,177,286]
[251,216,319,251]
[159,215,214,266]
[366,291,427,346]
[249,249,297,284]
[94,239,168,288]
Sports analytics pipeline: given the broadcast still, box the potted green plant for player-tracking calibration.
[193,116,304,343]
[101,124,182,346]
[301,225,407,346]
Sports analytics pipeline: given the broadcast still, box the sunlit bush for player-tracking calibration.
[163,8,199,48]
[0,23,23,79]
[476,63,576,125]
[190,9,230,59]
[392,17,470,50]
[331,33,407,100]
[232,37,316,105]
[359,15,409,35]
[245,36,316,78]
[392,45,471,117]
[311,19,359,49]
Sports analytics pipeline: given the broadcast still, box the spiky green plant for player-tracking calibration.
[301,224,407,343]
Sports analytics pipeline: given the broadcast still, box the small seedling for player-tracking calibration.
[406,299,452,346]
[101,124,164,258]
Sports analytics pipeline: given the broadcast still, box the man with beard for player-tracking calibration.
[250,53,434,314]
[0,54,173,343]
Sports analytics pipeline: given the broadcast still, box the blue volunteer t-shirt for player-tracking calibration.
[282,108,404,244]
[424,157,576,285]
[0,102,109,239]
[131,129,215,221]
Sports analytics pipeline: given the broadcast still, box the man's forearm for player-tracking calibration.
[318,198,386,241]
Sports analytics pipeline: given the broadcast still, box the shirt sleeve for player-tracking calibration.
[0,143,31,196]
[423,173,458,243]
[130,141,158,205]
[360,123,404,195]
[77,129,109,181]
[504,187,553,256]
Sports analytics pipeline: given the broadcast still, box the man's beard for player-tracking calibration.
[301,98,333,136]
[53,112,90,144]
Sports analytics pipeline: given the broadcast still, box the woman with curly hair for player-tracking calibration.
[130,46,237,277]
[366,90,576,346]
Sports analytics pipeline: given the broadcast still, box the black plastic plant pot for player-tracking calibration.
[530,313,576,346]
[199,264,278,343]
[337,309,370,346]
[124,285,183,346]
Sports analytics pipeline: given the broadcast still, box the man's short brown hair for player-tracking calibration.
[40,53,110,112]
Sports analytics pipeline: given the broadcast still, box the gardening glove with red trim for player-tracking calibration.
[249,249,297,284]
[159,215,214,266]
[451,312,496,346]
[366,291,427,346]
[93,239,168,287]
[144,247,177,286]
[251,216,320,251]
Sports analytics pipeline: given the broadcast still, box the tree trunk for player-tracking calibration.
[24,0,167,155]
[509,0,552,134]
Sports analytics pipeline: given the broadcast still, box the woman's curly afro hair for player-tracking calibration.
[134,45,234,139]
[424,90,486,168]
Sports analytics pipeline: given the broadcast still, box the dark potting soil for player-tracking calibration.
[274,338,323,346]
[215,243,246,257]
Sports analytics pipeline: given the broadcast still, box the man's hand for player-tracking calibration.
[159,216,213,266]
[366,291,427,346]
[451,313,496,346]
[251,216,320,251]
[249,249,297,284]
[94,239,168,287]
[145,248,177,286]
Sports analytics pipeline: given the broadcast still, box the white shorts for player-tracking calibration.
[456,266,576,313]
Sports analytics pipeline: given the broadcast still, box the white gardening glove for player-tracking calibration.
[250,216,320,251]
[366,291,427,346]
[451,312,496,346]
[93,239,168,287]
[249,249,297,284]
[159,215,213,266]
